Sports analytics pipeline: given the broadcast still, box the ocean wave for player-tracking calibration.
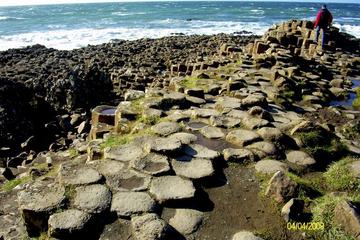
[333,23,360,38]
[250,9,264,14]
[0,16,26,21]
[0,23,267,51]
[112,11,146,16]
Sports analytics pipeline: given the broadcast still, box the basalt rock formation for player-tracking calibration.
[0,20,360,240]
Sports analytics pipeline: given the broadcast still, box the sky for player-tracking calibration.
[0,0,359,6]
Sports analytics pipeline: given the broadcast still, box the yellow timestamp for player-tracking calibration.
[287,222,324,231]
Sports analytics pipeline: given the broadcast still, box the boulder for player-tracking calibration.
[131,213,170,240]
[232,231,264,240]
[347,160,360,178]
[169,209,204,235]
[333,200,360,238]
[149,176,195,202]
[246,141,278,159]
[281,198,304,222]
[286,151,316,168]
[265,171,298,203]
[111,192,156,217]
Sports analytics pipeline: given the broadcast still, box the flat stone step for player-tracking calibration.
[149,176,195,202]
[111,192,156,217]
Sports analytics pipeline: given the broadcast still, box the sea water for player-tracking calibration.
[0,1,359,50]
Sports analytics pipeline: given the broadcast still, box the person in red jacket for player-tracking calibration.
[314,5,333,48]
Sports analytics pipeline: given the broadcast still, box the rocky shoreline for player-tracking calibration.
[0,34,256,162]
[1,20,360,240]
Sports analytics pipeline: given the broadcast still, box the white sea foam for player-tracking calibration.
[0,22,268,51]
[0,16,26,20]
[111,11,146,16]
[333,23,360,38]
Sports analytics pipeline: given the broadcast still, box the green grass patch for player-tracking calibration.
[297,130,347,161]
[341,122,360,141]
[310,193,360,239]
[180,76,199,89]
[1,176,31,192]
[324,157,360,192]
[286,172,324,199]
[136,115,161,125]
[101,134,133,149]
[352,87,360,108]
[64,185,76,201]
[68,148,79,158]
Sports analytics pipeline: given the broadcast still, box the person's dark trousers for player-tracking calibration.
[315,26,327,48]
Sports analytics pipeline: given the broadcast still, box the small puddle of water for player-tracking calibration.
[329,78,360,108]
[101,108,116,115]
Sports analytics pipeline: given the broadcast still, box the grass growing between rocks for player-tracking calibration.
[286,172,324,200]
[101,134,133,149]
[352,87,360,108]
[1,176,31,192]
[136,115,161,125]
[323,157,360,192]
[310,193,360,240]
[297,130,347,163]
[180,76,199,89]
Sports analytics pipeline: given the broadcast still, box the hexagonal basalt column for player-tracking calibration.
[91,105,117,126]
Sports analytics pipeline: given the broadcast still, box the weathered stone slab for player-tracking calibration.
[246,141,278,159]
[286,151,316,168]
[18,185,65,235]
[168,132,197,145]
[106,170,151,192]
[151,122,181,136]
[255,160,289,174]
[145,137,182,154]
[74,184,111,214]
[131,153,170,176]
[48,209,92,239]
[226,129,261,147]
[59,166,102,186]
[104,143,145,162]
[200,126,225,139]
[223,148,254,162]
[111,192,156,217]
[183,144,220,160]
[172,158,214,179]
[149,176,195,202]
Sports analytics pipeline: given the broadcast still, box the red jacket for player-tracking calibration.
[314,9,333,28]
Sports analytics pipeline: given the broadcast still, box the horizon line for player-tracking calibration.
[0,0,359,7]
